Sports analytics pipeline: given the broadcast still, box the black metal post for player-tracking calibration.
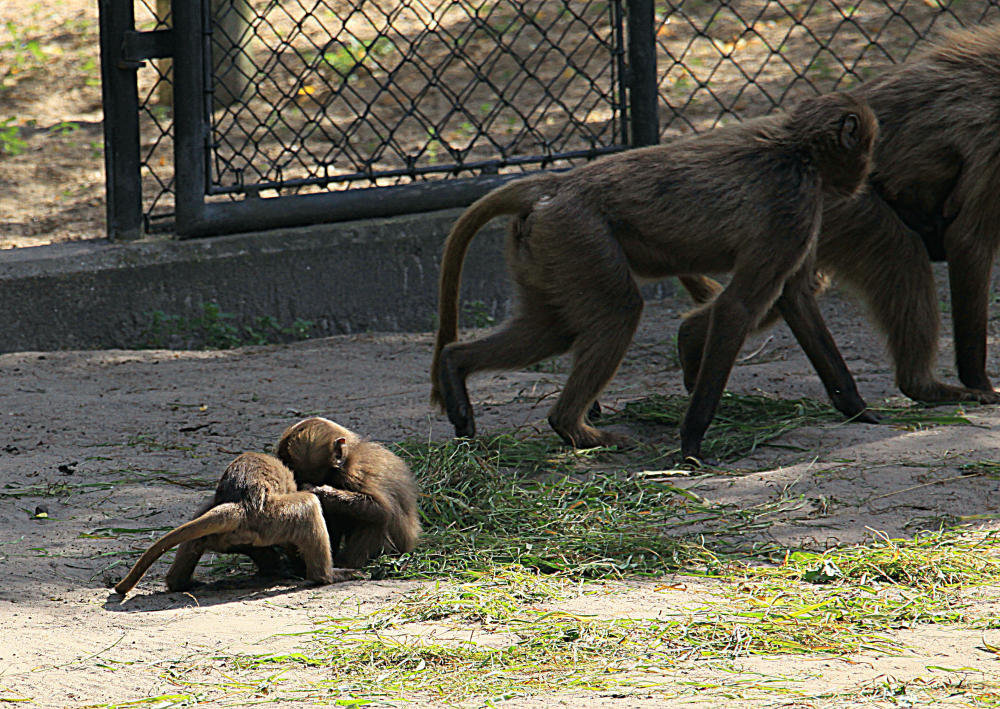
[98,0,143,241]
[626,0,659,146]
[171,0,210,236]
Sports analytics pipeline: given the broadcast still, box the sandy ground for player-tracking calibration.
[1,278,1000,706]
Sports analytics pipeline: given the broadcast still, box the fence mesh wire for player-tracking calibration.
[134,0,1000,231]
[207,0,624,200]
[654,0,1000,138]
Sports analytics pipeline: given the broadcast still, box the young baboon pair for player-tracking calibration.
[432,90,879,461]
[114,418,420,595]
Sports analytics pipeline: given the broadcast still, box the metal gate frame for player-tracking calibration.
[99,0,658,240]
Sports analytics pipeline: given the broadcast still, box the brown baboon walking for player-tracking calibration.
[114,452,336,595]
[277,417,421,569]
[681,24,1000,405]
[431,91,879,461]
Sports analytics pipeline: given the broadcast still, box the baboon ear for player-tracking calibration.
[839,113,861,150]
[332,437,348,463]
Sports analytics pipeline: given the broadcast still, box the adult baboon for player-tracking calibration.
[431,92,879,461]
[277,417,421,568]
[114,452,336,595]
[681,24,1000,405]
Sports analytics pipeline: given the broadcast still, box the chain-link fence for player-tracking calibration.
[654,0,1000,137]
[114,0,1000,236]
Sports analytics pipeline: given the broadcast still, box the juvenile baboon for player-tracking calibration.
[277,417,421,568]
[680,25,1000,405]
[114,452,335,595]
[431,91,878,461]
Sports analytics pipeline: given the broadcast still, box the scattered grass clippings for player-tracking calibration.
[389,433,733,578]
[604,392,975,461]
[80,394,1000,707]
[805,675,1000,707]
[113,530,1000,706]
[145,538,1000,707]
[607,392,841,460]
[201,567,897,705]
[777,529,1000,588]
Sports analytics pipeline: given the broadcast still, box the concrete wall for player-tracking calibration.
[0,209,674,353]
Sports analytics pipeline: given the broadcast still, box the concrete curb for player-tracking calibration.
[1,209,674,353]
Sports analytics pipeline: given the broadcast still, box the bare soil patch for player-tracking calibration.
[2,281,1000,706]
[4,4,1000,706]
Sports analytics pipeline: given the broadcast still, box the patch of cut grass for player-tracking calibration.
[388,433,754,579]
[210,568,899,705]
[606,392,976,461]
[774,529,1000,588]
[807,674,1000,707]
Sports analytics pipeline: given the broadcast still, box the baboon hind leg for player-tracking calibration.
[679,257,805,462]
[165,538,208,592]
[945,203,1000,399]
[437,294,573,439]
[545,263,644,450]
[776,268,877,422]
[822,193,997,403]
[269,492,335,585]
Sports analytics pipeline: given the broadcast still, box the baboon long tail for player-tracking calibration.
[430,175,555,408]
[114,503,243,595]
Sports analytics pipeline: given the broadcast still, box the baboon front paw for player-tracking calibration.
[446,400,476,438]
[593,430,633,449]
[849,408,881,424]
[308,569,358,586]
[902,381,1000,405]
[836,403,880,424]
[166,580,198,593]
[453,418,476,438]
[333,567,362,582]
[970,388,1000,405]
[554,424,631,450]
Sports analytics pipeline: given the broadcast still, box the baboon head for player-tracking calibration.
[277,417,352,485]
[788,92,879,198]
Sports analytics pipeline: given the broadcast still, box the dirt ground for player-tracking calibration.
[4,2,1000,705]
[2,280,1000,707]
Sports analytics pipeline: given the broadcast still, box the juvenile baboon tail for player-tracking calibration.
[114,503,243,595]
[430,175,556,409]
